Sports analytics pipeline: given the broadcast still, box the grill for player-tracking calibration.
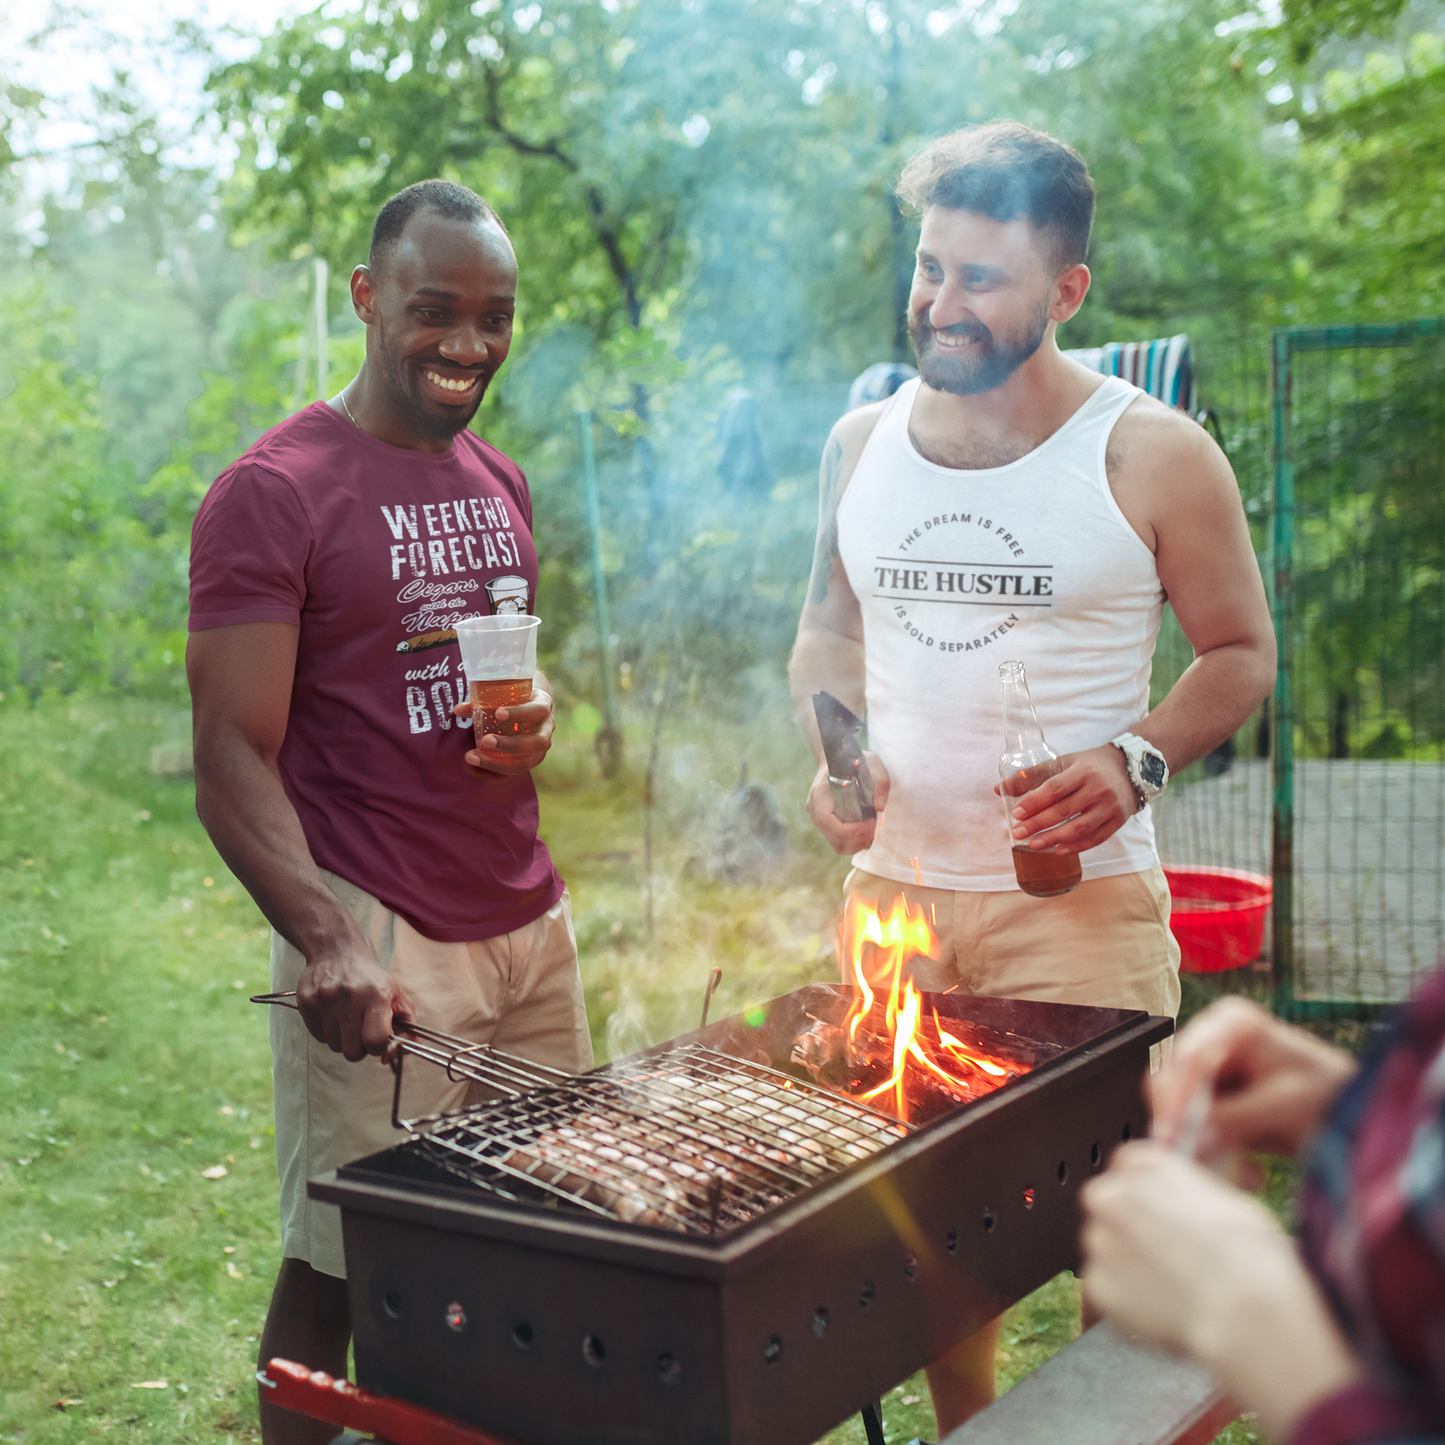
[314,984,1170,1445]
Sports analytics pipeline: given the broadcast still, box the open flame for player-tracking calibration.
[839,895,1017,1122]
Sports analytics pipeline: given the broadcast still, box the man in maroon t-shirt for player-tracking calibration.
[187,180,592,1444]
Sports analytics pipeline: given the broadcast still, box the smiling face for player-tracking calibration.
[355,207,518,444]
[907,208,1062,397]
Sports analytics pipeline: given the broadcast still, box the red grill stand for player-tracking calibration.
[259,1358,514,1445]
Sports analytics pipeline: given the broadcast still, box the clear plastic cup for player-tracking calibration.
[455,615,540,738]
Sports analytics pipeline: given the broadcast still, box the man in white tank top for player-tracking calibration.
[789,122,1276,1433]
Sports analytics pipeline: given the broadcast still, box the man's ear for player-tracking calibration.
[351,264,377,324]
[1051,263,1091,324]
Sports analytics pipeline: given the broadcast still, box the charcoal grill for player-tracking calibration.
[309,984,1169,1445]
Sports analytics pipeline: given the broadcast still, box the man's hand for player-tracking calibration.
[295,944,415,1062]
[1080,1142,1361,1442]
[805,751,891,855]
[1150,997,1357,1159]
[997,744,1137,856]
[453,682,555,776]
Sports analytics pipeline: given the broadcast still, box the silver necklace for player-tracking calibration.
[338,388,361,429]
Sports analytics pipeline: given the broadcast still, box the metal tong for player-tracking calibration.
[250,992,575,1132]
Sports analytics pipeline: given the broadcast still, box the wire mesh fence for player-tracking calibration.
[1272,322,1445,1016]
[1148,320,1445,1016]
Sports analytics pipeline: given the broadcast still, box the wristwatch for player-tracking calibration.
[1111,733,1169,811]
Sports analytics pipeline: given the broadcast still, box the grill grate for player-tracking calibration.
[396,1044,911,1236]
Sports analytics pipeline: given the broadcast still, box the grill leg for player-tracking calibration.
[861,1400,886,1445]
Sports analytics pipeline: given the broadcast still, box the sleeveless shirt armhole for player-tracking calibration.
[836,379,918,535]
[1093,380,1159,567]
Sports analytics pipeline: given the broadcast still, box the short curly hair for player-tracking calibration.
[369,179,507,272]
[896,122,1095,272]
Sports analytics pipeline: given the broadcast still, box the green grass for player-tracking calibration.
[1,696,1268,1444]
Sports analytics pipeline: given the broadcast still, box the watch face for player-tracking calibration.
[1140,752,1167,788]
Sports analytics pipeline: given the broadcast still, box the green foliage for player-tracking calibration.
[210,0,1303,362]
[1310,33,1445,314]
[0,284,178,700]
[1282,0,1411,60]
[1288,336,1445,758]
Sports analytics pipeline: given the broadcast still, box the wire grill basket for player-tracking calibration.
[394,1043,910,1236]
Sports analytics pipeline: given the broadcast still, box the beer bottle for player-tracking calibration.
[998,661,1082,898]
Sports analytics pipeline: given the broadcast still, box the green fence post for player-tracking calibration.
[578,410,623,777]
[1269,330,1296,1019]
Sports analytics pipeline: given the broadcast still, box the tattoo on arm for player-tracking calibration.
[807,437,845,606]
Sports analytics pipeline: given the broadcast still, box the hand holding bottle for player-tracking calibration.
[997,661,1083,897]
[998,743,1140,857]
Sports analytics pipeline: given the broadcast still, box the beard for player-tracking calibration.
[909,298,1051,397]
[375,318,490,442]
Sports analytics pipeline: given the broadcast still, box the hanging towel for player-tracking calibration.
[1064,334,1194,412]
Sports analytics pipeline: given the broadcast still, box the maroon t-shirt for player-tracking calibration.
[189,402,563,942]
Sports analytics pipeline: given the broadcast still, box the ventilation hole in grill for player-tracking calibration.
[1023,1188,1036,1209]
[812,1308,830,1338]
[903,1254,919,1282]
[383,1290,402,1319]
[658,1354,682,1385]
[1091,1142,1102,1168]
[512,1322,534,1349]
[983,1209,996,1233]
[763,1335,783,1365]
[445,1301,466,1333]
[1122,1122,1133,1142]
[945,1228,959,1255]
[1057,1160,1069,1186]
[583,1335,606,1368]
[859,1280,876,1310]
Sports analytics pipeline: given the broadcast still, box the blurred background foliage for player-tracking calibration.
[2,0,1444,717]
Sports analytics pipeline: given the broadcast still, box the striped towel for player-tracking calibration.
[1064,334,1193,411]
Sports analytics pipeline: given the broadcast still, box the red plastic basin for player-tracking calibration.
[1163,865,1272,974]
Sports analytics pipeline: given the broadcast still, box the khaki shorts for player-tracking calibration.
[270,874,593,1278]
[844,866,1181,1064]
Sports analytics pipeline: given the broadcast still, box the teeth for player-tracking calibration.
[934,333,976,348]
[425,370,477,393]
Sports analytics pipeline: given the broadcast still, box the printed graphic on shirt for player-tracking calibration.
[375,497,534,735]
[875,509,1053,654]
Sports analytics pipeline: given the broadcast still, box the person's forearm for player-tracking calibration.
[788,623,866,766]
[194,736,362,961]
[1136,638,1274,773]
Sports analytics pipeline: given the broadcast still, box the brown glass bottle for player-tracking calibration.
[998,661,1082,898]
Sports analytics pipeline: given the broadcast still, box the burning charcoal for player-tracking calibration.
[790,1017,849,1087]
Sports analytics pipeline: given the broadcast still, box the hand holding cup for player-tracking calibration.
[454,615,552,776]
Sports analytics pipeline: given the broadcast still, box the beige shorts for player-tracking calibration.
[844,866,1181,1062]
[269,873,593,1278]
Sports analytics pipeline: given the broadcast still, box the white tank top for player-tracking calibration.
[836,375,1163,891]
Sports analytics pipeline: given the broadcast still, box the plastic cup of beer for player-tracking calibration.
[455,615,540,742]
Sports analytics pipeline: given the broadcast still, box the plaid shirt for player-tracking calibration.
[1292,969,1445,1445]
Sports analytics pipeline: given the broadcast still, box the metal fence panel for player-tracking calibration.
[1145,321,1445,1018]
[1271,321,1445,1018]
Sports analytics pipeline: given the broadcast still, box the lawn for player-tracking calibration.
[0,695,1264,1445]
